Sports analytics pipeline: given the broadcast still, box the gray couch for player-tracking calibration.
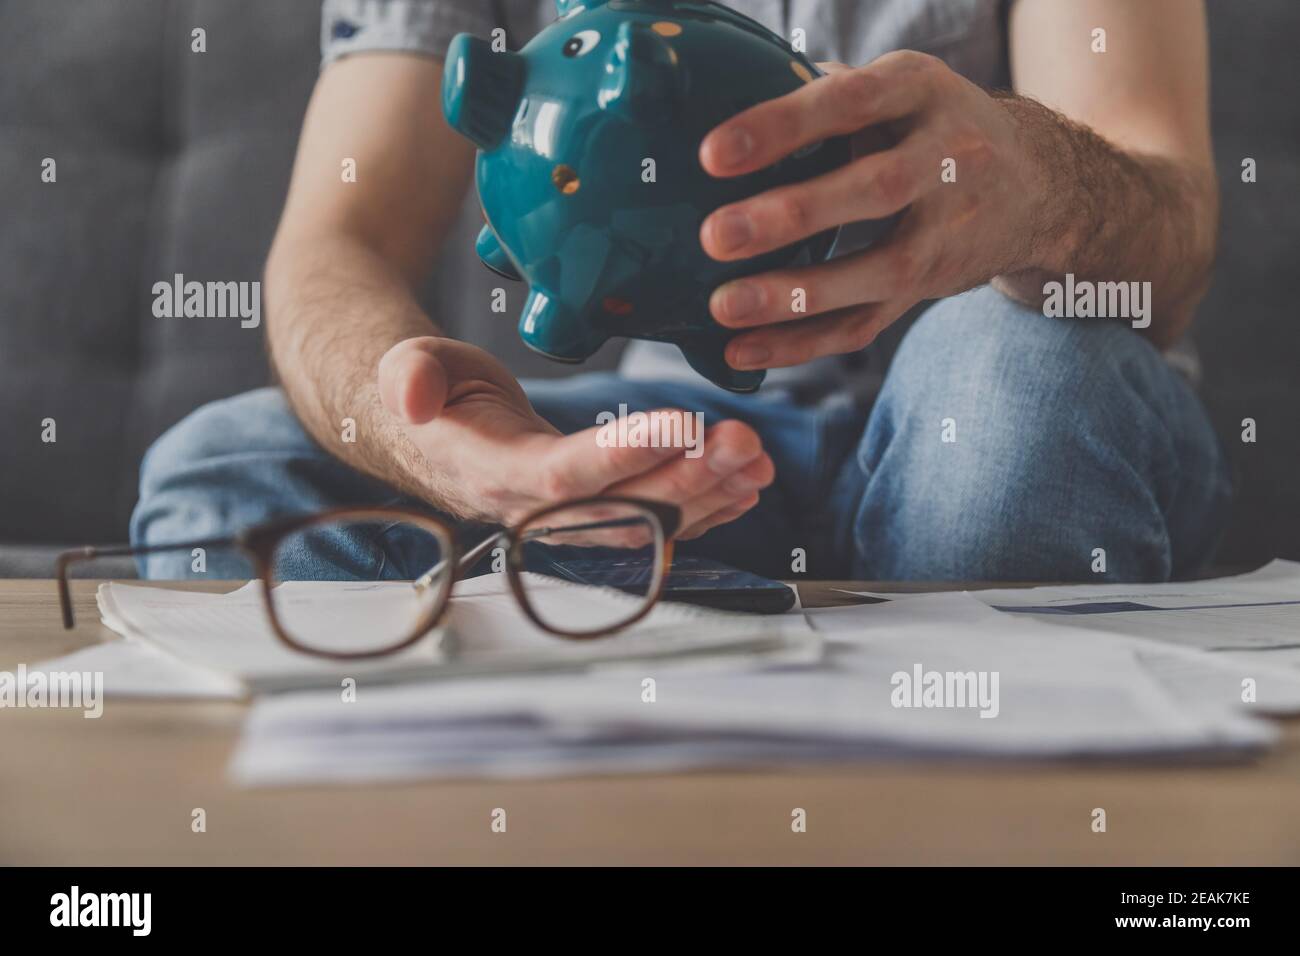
[1,0,1297,578]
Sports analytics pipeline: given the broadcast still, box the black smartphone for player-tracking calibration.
[533,554,797,614]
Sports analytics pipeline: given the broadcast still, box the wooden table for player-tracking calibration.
[2,578,1297,865]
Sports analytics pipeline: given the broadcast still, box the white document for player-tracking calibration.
[97,581,450,693]
[806,590,1300,716]
[1128,642,1300,716]
[442,572,817,667]
[229,594,1278,787]
[232,722,916,784]
[803,591,983,631]
[22,639,243,700]
[94,573,819,693]
[969,559,1300,652]
[830,562,1300,653]
[972,560,1300,609]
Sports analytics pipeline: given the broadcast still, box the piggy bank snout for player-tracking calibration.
[442,33,525,149]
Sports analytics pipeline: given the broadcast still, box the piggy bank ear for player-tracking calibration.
[442,33,525,150]
[598,20,681,113]
[556,0,610,15]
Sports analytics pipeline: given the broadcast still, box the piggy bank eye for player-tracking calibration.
[562,30,601,58]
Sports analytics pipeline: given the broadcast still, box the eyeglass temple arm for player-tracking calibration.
[519,516,648,539]
[412,516,657,590]
[55,537,238,630]
[414,530,508,590]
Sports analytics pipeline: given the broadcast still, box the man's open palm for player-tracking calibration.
[378,337,774,539]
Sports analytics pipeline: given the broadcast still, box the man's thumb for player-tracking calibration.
[378,337,449,425]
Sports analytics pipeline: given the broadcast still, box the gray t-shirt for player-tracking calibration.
[319,0,1011,396]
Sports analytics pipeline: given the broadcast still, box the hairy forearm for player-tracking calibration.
[264,234,440,502]
[993,95,1218,347]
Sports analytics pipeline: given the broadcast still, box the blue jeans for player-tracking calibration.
[131,286,1232,582]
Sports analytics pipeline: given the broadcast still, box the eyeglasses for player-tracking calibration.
[57,496,681,659]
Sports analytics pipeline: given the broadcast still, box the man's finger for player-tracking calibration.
[712,226,930,330]
[701,131,942,262]
[603,420,766,504]
[677,491,762,541]
[700,50,939,178]
[674,453,774,537]
[378,337,449,424]
[726,301,912,371]
[543,408,705,498]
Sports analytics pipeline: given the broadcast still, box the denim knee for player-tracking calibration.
[843,286,1230,581]
[130,388,373,578]
[136,388,316,499]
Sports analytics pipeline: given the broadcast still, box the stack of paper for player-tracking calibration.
[806,590,1300,716]
[227,592,1290,786]
[29,563,1300,786]
[87,572,819,694]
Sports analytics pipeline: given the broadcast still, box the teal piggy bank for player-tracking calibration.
[443,0,850,392]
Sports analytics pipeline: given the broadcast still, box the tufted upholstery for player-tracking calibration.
[0,0,1296,572]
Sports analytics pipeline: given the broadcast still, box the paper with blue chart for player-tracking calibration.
[968,560,1300,652]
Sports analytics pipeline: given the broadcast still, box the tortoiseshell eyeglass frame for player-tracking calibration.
[56,496,681,660]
